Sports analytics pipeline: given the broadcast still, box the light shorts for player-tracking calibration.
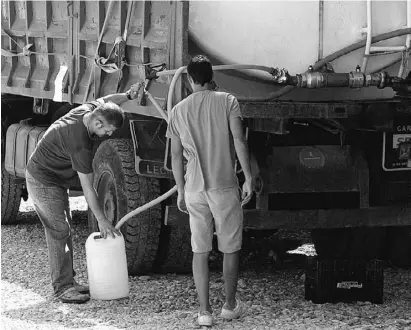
[185,186,243,254]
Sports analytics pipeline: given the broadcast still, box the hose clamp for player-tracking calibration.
[378,72,387,89]
[296,74,307,88]
[349,72,365,88]
[365,74,373,87]
[306,72,324,88]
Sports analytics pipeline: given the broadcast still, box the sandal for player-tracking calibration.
[221,298,245,320]
[198,311,213,327]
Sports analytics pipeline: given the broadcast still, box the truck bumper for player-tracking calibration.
[165,205,411,229]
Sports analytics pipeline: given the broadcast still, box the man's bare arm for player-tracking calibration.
[98,83,143,105]
[229,116,253,205]
[98,93,129,106]
[170,136,185,193]
[78,172,120,238]
[170,136,188,213]
[229,117,252,181]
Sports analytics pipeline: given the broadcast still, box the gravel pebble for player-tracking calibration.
[1,197,411,330]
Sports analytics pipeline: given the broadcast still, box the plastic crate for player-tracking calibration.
[305,258,383,304]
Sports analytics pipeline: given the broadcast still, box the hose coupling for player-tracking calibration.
[363,72,389,89]
[297,72,325,88]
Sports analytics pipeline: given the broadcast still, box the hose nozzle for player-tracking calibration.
[270,67,291,84]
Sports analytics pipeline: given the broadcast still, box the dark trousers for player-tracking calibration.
[26,172,75,295]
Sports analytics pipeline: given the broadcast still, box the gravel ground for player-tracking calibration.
[1,197,411,330]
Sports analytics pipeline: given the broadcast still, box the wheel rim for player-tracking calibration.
[95,170,119,228]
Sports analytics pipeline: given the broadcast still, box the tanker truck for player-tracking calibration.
[1,0,410,274]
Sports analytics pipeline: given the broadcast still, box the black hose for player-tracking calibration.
[313,28,411,72]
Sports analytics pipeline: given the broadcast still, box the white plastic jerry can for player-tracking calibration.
[85,232,129,300]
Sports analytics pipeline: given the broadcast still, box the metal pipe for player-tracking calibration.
[406,0,411,49]
[361,0,372,72]
[318,0,324,61]
[292,71,393,89]
[67,2,74,104]
[370,46,407,52]
[398,0,411,78]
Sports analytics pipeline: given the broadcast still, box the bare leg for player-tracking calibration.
[223,250,240,309]
[193,252,212,313]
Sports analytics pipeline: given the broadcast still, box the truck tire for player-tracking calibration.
[1,163,22,224]
[88,139,162,275]
[156,221,193,274]
[311,228,386,259]
[1,118,22,225]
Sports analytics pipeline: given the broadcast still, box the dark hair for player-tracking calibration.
[187,55,213,86]
[93,101,125,129]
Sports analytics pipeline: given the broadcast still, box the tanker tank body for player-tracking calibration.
[185,0,411,263]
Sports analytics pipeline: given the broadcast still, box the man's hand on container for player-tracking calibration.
[97,217,121,239]
[241,178,253,207]
[177,191,188,214]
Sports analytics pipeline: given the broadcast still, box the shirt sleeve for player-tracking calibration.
[166,107,180,139]
[83,100,103,112]
[227,94,243,120]
[96,97,106,104]
[70,148,93,174]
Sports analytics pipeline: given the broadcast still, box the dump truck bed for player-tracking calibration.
[1,1,187,112]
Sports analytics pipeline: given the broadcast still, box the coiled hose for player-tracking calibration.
[114,27,411,230]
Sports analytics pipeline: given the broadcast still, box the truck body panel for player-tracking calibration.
[2,0,187,114]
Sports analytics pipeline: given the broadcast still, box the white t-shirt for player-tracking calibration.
[166,90,242,192]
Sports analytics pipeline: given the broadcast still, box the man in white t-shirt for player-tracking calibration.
[166,55,253,326]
